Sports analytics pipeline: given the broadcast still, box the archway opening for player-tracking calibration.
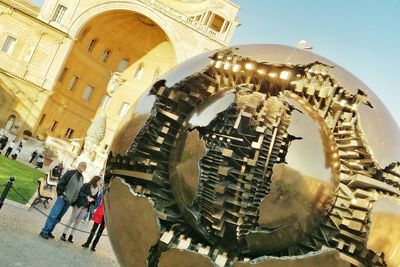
[38,10,177,150]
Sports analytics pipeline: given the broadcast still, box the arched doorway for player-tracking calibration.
[4,114,16,132]
[37,10,177,148]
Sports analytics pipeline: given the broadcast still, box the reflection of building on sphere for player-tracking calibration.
[105,45,400,267]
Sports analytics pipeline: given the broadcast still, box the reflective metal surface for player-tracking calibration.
[110,89,155,155]
[105,44,400,266]
[170,129,206,208]
[104,178,160,267]
[233,249,350,267]
[367,197,400,267]
[158,249,215,267]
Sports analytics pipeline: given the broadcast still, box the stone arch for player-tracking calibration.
[4,114,16,131]
[68,1,185,62]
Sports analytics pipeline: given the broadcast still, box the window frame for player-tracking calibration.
[65,128,74,138]
[51,4,67,24]
[1,36,17,55]
[101,49,112,62]
[82,84,94,101]
[117,58,129,72]
[134,63,145,80]
[118,102,130,117]
[100,95,111,109]
[58,67,69,82]
[86,39,98,53]
[49,120,58,132]
[67,75,79,91]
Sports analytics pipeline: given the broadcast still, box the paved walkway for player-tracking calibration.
[0,198,119,267]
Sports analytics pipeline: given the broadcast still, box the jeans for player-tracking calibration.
[40,196,70,236]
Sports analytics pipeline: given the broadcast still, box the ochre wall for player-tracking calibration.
[37,10,176,151]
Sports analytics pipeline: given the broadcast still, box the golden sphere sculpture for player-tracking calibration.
[104,45,400,267]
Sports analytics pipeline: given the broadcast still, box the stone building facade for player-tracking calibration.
[0,0,239,161]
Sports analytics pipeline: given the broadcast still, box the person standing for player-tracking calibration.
[35,155,44,169]
[4,140,16,157]
[0,135,8,151]
[82,195,105,251]
[29,150,38,163]
[51,163,64,179]
[16,142,23,153]
[39,162,87,239]
[61,176,102,243]
[81,190,102,223]
[12,141,23,159]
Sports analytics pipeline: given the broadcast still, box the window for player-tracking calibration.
[67,75,79,91]
[101,49,111,62]
[82,85,94,101]
[103,144,109,153]
[50,120,58,132]
[100,95,111,109]
[65,128,74,138]
[210,14,225,32]
[1,36,17,55]
[153,68,161,82]
[51,4,67,24]
[58,67,68,82]
[118,102,130,117]
[38,114,46,126]
[117,58,129,72]
[86,39,97,52]
[134,63,144,80]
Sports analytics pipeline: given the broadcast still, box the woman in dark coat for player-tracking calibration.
[60,176,102,243]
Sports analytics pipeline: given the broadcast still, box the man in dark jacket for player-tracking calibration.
[39,162,87,239]
[0,135,8,151]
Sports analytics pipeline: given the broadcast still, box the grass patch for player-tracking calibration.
[0,156,46,204]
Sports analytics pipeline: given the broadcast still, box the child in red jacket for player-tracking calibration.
[82,196,105,251]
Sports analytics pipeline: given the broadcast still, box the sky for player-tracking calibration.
[29,0,399,126]
[230,0,400,127]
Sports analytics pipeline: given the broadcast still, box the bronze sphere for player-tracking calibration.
[104,45,400,267]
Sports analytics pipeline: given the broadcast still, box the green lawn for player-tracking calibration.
[0,156,46,204]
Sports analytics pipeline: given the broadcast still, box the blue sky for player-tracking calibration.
[231,0,399,127]
[29,0,399,126]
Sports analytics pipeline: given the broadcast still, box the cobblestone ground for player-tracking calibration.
[0,199,119,267]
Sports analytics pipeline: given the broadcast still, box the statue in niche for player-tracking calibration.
[107,72,126,95]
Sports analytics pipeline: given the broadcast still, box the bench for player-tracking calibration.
[32,177,55,209]
[45,172,58,190]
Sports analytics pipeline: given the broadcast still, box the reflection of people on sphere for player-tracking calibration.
[39,162,87,239]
